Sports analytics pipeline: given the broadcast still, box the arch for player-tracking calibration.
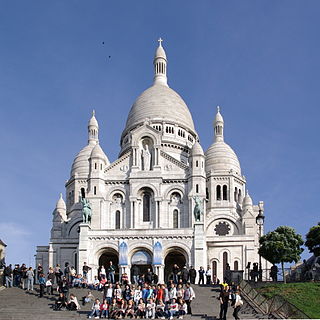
[134,183,159,198]
[234,187,238,202]
[115,210,121,229]
[234,260,239,271]
[132,130,160,146]
[223,252,228,279]
[164,186,185,201]
[106,188,126,201]
[94,243,119,263]
[98,247,119,282]
[67,219,82,237]
[216,185,221,200]
[206,216,240,234]
[173,209,179,228]
[164,246,188,282]
[212,260,217,277]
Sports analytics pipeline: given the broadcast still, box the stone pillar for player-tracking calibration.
[48,243,54,269]
[194,222,207,271]
[78,223,90,277]
[154,264,164,283]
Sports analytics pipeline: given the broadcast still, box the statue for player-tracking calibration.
[81,197,92,224]
[193,196,203,222]
[141,144,151,171]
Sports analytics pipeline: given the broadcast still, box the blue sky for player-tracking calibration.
[0,0,319,266]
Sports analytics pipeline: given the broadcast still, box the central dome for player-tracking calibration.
[124,84,195,133]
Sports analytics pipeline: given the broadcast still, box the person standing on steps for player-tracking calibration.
[4,264,13,288]
[206,266,212,285]
[172,264,180,284]
[183,282,195,315]
[189,266,196,284]
[219,286,230,320]
[198,266,205,285]
[82,262,91,279]
[38,273,46,298]
[26,267,34,291]
[107,261,116,284]
[232,290,243,320]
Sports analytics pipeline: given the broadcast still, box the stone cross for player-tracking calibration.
[158,38,163,46]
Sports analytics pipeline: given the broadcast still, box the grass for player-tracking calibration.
[257,282,320,319]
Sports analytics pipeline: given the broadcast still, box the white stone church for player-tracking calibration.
[36,40,267,283]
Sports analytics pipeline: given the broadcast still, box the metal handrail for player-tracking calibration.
[239,280,310,319]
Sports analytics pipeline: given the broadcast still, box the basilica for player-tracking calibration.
[36,40,267,283]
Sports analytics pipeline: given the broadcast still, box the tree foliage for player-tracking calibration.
[305,222,320,257]
[259,226,304,265]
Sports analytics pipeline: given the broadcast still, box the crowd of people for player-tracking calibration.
[2,261,243,320]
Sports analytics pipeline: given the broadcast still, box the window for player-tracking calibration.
[223,252,228,279]
[81,188,85,199]
[216,185,221,200]
[234,187,238,201]
[223,185,227,200]
[115,210,120,229]
[94,163,97,170]
[196,160,199,167]
[234,261,239,271]
[173,209,178,228]
[94,186,97,195]
[212,261,217,276]
[143,193,151,222]
[196,184,199,193]
[238,190,242,202]
[206,188,209,200]
[100,164,102,170]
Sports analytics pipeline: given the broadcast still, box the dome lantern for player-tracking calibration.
[153,38,168,87]
[214,106,224,142]
[88,110,99,144]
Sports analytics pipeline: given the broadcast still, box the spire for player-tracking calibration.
[214,106,224,142]
[88,110,99,144]
[153,38,168,87]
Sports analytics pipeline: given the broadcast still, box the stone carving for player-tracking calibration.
[120,164,129,172]
[81,198,92,224]
[170,193,181,206]
[153,241,162,265]
[193,196,203,222]
[119,241,128,265]
[214,222,231,236]
[141,144,151,171]
[165,164,173,171]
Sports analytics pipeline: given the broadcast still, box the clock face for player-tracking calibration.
[214,222,231,236]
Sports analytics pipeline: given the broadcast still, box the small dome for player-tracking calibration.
[242,191,253,207]
[214,107,224,124]
[191,141,204,156]
[124,85,195,134]
[56,193,66,210]
[71,143,96,177]
[205,141,241,175]
[90,144,110,164]
[155,45,167,60]
[88,112,98,128]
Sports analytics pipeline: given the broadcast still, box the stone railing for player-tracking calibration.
[239,280,310,319]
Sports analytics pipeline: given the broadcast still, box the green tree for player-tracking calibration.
[259,226,304,283]
[305,222,320,257]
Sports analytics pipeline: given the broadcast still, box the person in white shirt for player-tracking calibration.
[206,267,212,284]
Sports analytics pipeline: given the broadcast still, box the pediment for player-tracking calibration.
[104,151,131,176]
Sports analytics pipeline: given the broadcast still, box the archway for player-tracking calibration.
[164,249,187,282]
[98,248,119,282]
[131,250,153,282]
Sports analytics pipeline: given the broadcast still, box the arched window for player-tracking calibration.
[100,164,102,170]
[94,163,97,170]
[173,209,178,228]
[81,188,85,199]
[196,160,199,167]
[234,187,238,201]
[94,186,97,195]
[212,261,217,276]
[238,190,242,202]
[216,185,221,200]
[223,185,228,200]
[223,252,228,279]
[196,184,199,193]
[115,210,120,229]
[143,192,151,222]
[234,261,239,271]
[206,188,209,200]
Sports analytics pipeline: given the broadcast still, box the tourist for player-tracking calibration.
[88,298,101,318]
[125,299,135,318]
[83,262,91,279]
[220,278,228,291]
[206,267,212,284]
[232,290,243,320]
[172,264,180,284]
[107,261,116,283]
[219,286,229,320]
[54,264,63,284]
[100,298,109,318]
[121,272,129,285]
[20,264,28,290]
[169,298,179,319]
[13,264,21,287]
[270,264,278,282]
[109,298,119,319]
[155,299,166,319]
[93,276,99,290]
[132,264,140,284]
[114,283,122,301]
[183,282,195,315]
[39,273,46,297]
[99,265,106,280]
[116,299,126,318]
[180,266,188,284]
[168,282,177,301]
[54,292,67,310]
[37,263,43,283]
[70,266,77,283]
[4,264,13,288]
[58,276,70,298]
[189,266,196,284]
[146,298,156,319]
[178,298,187,319]
[123,284,133,301]
[26,267,34,291]
[176,283,184,299]
[67,293,81,311]
[198,266,205,285]
[134,285,143,305]
[136,298,146,318]
[46,278,53,295]
[104,283,114,304]
[82,291,95,306]
[47,267,55,290]
[146,268,153,284]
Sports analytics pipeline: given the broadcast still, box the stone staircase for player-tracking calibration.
[0,285,270,320]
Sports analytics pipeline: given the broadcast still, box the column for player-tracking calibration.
[48,243,54,269]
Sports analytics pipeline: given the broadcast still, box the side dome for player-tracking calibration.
[71,143,96,177]
[205,141,241,175]
[191,141,204,156]
[90,144,110,164]
[124,84,195,134]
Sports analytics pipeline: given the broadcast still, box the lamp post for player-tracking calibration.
[256,209,265,281]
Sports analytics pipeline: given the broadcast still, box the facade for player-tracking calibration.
[36,40,267,283]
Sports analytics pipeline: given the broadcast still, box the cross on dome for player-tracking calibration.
[158,37,163,46]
